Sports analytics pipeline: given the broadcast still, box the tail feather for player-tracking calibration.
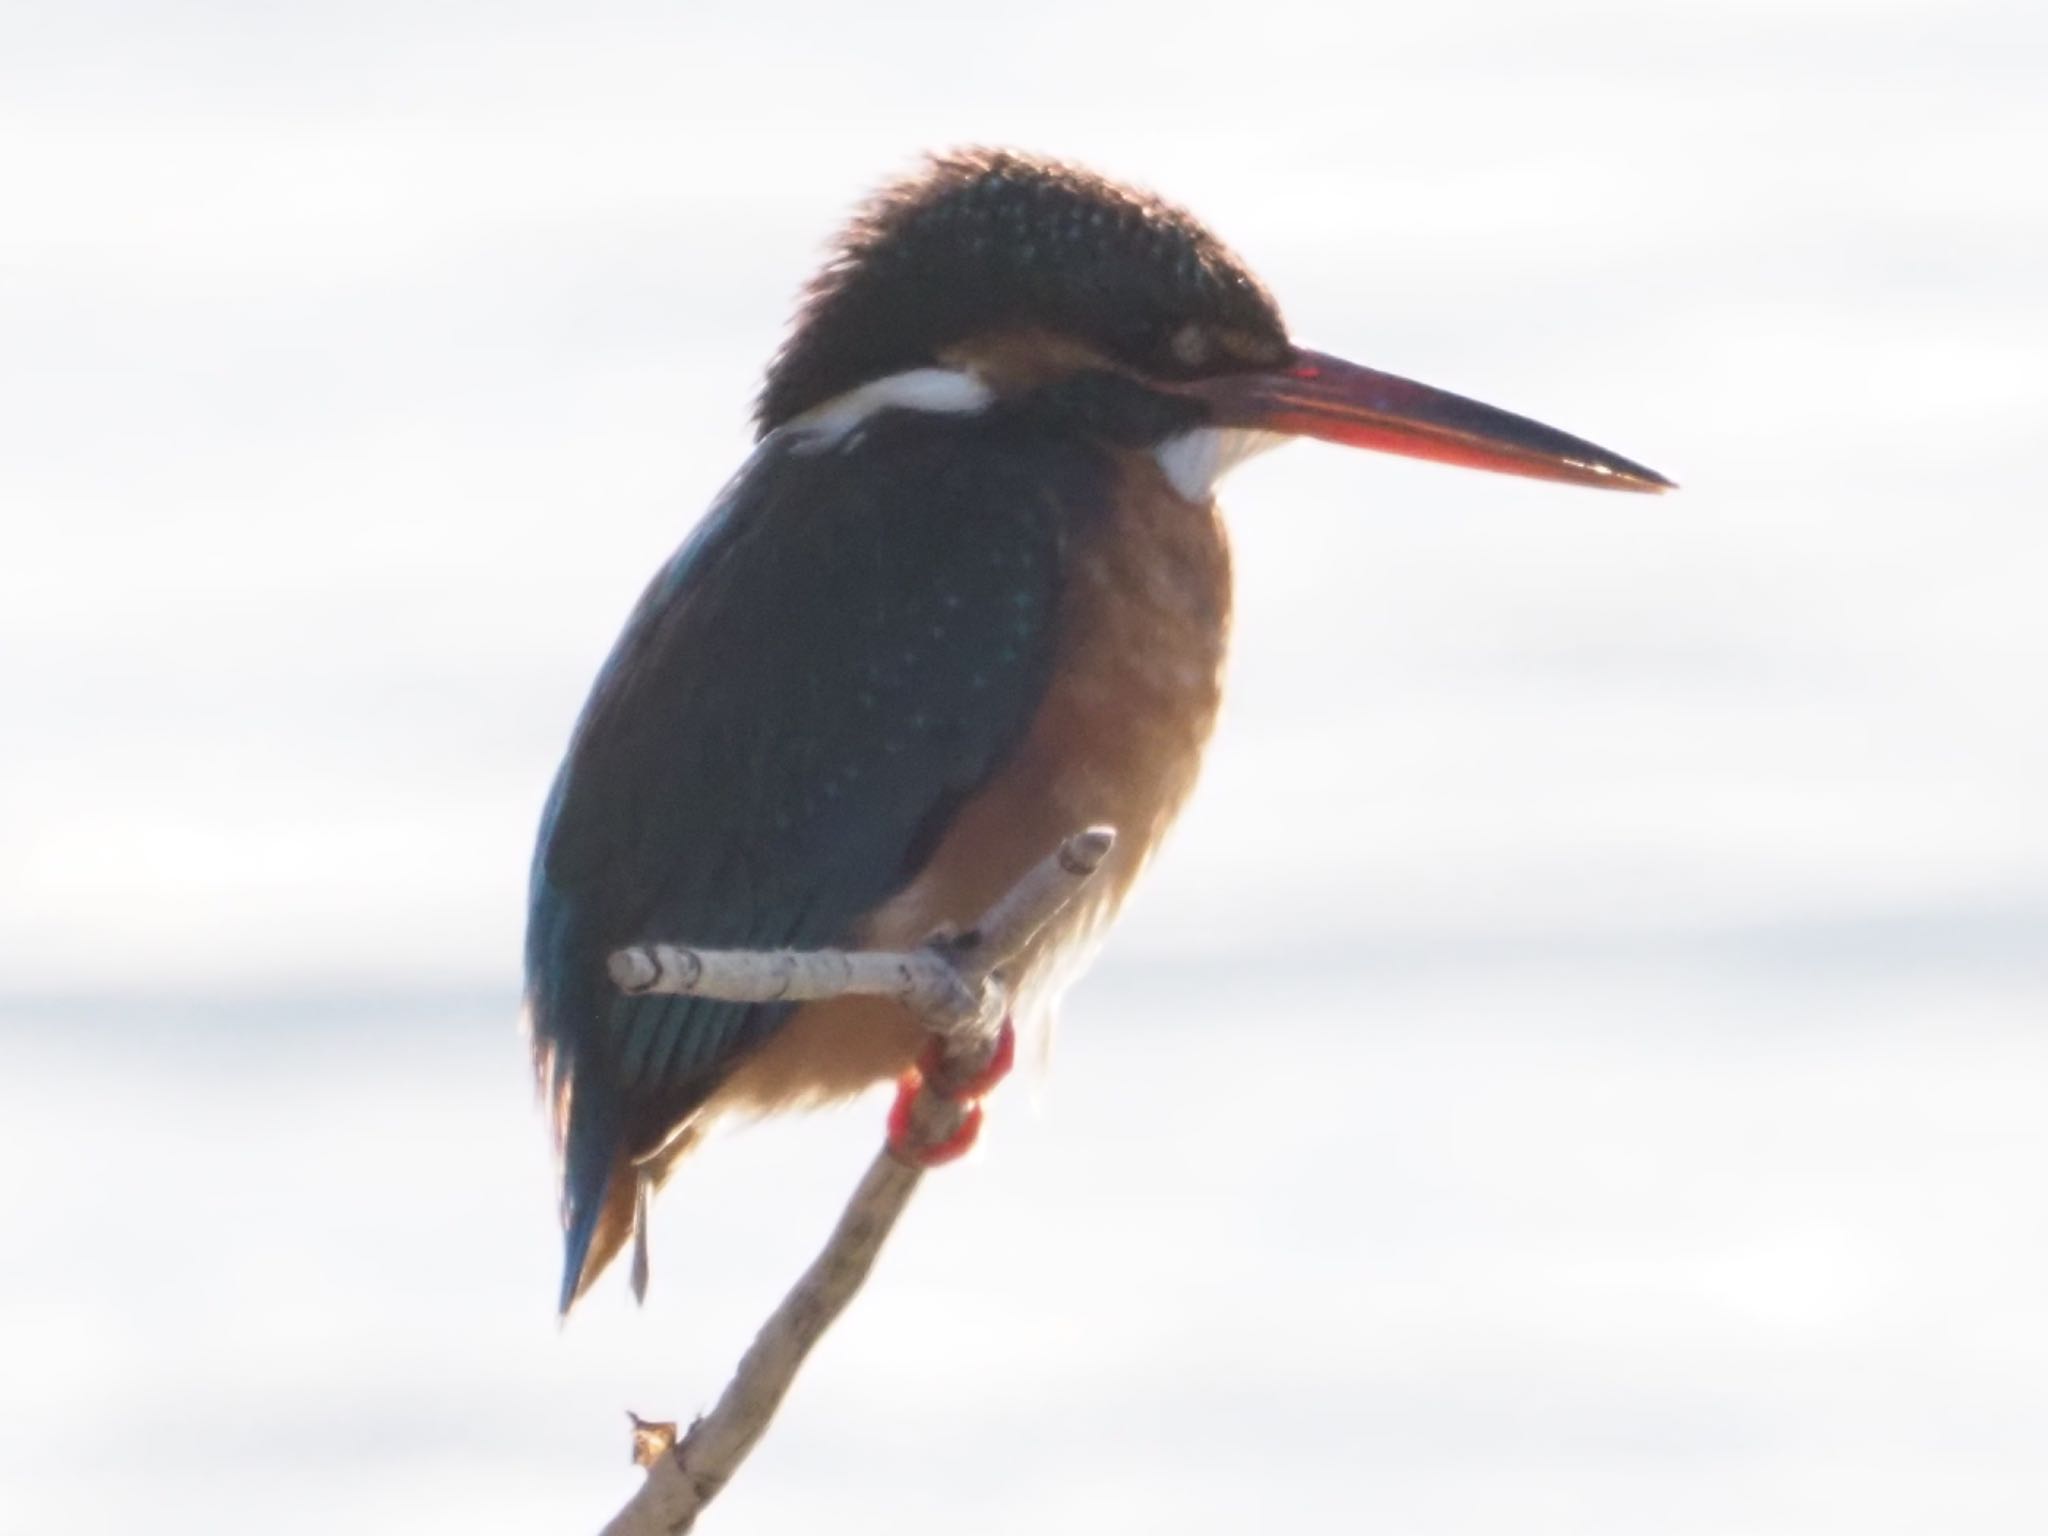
[559,1120,707,1314]
[559,1151,638,1314]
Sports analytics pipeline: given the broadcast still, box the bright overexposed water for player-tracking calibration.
[4,1,2045,1530]
[9,960,2048,1533]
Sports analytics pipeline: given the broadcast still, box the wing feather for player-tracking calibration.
[524,404,1105,1303]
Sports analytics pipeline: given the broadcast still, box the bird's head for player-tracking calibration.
[759,148,1671,497]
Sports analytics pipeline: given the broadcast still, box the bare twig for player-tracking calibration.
[596,825,1116,1536]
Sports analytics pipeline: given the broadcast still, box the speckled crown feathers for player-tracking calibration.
[757,148,1287,434]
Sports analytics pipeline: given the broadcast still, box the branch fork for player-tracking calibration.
[595,825,1116,1535]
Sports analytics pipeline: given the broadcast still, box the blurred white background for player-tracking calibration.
[3,2,2045,1531]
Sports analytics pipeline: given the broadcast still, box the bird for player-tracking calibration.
[525,147,1672,1314]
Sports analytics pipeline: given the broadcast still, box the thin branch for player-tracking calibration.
[596,825,1117,1536]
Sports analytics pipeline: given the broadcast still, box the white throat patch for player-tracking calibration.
[783,367,994,452]
[1153,427,1289,502]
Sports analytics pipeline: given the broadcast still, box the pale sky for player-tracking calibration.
[4,5,2047,1530]
[5,0,2042,997]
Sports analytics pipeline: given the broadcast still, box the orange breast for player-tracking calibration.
[711,451,1232,1117]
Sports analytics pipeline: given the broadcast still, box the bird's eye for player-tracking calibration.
[1167,323,1212,370]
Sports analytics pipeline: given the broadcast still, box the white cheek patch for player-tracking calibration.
[783,367,994,452]
[1152,427,1289,502]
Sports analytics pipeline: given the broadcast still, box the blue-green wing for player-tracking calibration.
[525,408,1101,1305]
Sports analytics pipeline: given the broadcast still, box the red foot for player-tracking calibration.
[887,1076,984,1168]
[885,1018,1015,1168]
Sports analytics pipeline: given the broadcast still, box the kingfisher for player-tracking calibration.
[526,148,1671,1313]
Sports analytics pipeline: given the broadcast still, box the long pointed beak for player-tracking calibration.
[1182,346,1675,493]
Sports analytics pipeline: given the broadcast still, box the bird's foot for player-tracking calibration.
[887,1089,984,1167]
[885,1016,1016,1168]
[918,1013,1017,1101]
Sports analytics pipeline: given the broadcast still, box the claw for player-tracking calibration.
[885,1067,921,1153]
[886,1070,985,1168]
